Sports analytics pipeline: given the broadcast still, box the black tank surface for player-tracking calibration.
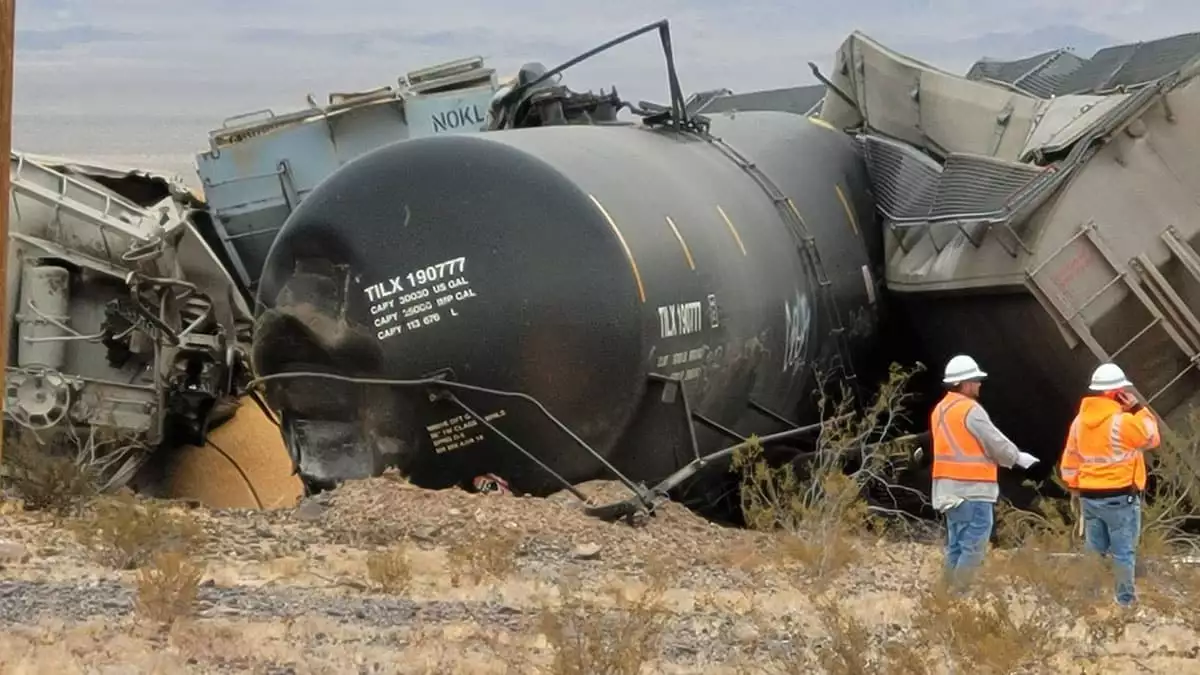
[251,110,883,506]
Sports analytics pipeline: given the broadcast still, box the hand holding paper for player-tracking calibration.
[1016,451,1040,469]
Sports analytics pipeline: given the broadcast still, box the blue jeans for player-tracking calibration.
[943,499,994,588]
[1080,494,1141,606]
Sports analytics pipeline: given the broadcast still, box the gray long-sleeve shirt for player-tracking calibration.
[931,403,1022,512]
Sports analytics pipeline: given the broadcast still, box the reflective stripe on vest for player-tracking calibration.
[1060,418,1080,484]
[1071,412,1148,491]
[931,393,997,483]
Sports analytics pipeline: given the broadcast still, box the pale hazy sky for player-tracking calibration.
[12,1,1200,180]
[17,0,1200,114]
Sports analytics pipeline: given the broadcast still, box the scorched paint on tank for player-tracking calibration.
[251,108,882,511]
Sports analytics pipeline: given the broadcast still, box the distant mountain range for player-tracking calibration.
[13,2,1188,120]
[15,16,1124,73]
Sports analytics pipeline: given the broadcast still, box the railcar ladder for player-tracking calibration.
[703,135,859,392]
[1025,219,1200,407]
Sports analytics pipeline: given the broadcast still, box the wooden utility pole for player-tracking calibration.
[0,0,15,468]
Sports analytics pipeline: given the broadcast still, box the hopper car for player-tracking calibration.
[819,30,1200,500]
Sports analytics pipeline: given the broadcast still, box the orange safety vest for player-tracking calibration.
[930,391,998,483]
[1059,396,1161,493]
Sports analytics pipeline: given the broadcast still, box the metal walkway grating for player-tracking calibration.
[858,135,1042,226]
[965,31,1200,97]
[967,49,1090,98]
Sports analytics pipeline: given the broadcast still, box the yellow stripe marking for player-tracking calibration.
[834,183,860,236]
[588,194,646,303]
[715,205,747,256]
[806,116,836,131]
[664,216,695,270]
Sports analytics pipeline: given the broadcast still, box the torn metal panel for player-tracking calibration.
[1019,94,1128,158]
[820,31,1200,167]
[19,153,251,323]
[820,31,1045,162]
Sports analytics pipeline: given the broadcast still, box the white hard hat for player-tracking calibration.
[943,354,987,384]
[1089,362,1133,391]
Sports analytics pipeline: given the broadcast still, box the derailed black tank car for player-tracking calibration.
[250,106,885,515]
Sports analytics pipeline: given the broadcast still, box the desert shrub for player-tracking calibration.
[366,545,414,593]
[135,549,205,625]
[1140,408,1200,555]
[909,585,1058,675]
[730,362,927,584]
[2,421,148,516]
[69,492,204,569]
[810,596,875,674]
[446,527,523,587]
[741,585,1057,674]
[539,558,675,675]
[1,428,100,516]
[737,594,927,674]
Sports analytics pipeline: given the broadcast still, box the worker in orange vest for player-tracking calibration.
[1059,362,1161,607]
[920,354,1040,589]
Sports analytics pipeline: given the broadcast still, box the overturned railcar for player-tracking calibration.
[249,24,888,519]
[819,30,1200,480]
[2,153,303,509]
